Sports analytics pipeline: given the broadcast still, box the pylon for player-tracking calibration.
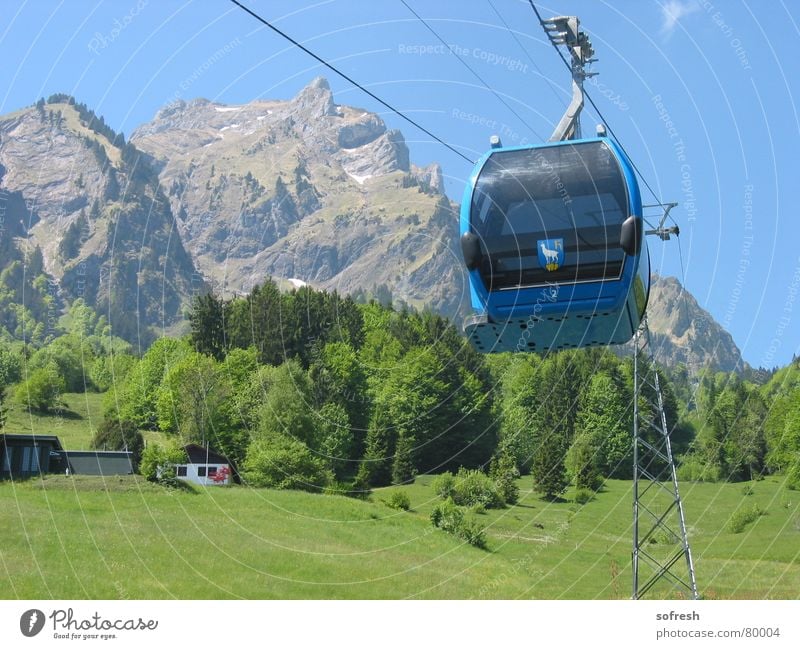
[632,316,699,599]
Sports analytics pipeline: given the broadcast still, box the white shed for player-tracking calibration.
[175,444,233,486]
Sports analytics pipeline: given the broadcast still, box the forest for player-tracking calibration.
[1,276,799,500]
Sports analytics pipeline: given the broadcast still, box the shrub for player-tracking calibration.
[676,455,723,483]
[574,488,594,505]
[431,472,455,499]
[14,364,65,412]
[452,468,505,509]
[430,497,463,531]
[458,517,487,549]
[139,442,187,485]
[742,484,754,496]
[430,498,487,549]
[490,452,520,505]
[323,481,369,499]
[726,504,765,534]
[385,490,411,511]
[243,437,333,492]
[649,529,680,545]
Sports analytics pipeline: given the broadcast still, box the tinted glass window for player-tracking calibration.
[470,141,629,289]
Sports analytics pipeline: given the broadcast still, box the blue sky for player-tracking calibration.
[1,0,798,369]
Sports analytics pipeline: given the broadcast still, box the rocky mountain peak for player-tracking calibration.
[0,90,752,367]
[125,79,461,316]
[154,99,186,120]
[291,75,336,118]
[646,274,746,374]
[306,76,330,91]
[0,98,200,344]
[411,162,444,193]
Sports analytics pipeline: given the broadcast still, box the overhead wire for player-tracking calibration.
[399,0,544,142]
[485,0,565,110]
[228,0,473,163]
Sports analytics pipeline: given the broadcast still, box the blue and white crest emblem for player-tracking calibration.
[537,238,564,271]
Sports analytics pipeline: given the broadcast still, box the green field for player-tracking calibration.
[1,474,797,599]
[2,391,167,450]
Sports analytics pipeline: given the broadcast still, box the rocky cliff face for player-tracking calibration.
[646,274,746,374]
[0,85,748,370]
[0,99,201,344]
[130,77,464,316]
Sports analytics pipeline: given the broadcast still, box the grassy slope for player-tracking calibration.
[1,474,797,600]
[3,392,106,449]
[2,391,168,450]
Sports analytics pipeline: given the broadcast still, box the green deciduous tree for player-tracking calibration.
[496,355,541,473]
[253,359,317,448]
[62,298,98,339]
[156,352,228,440]
[139,442,187,484]
[110,337,190,428]
[221,346,259,389]
[359,347,448,486]
[14,363,65,412]
[310,341,368,457]
[573,371,632,480]
[767,395,800,486]
[0,344,22,389]
[28,334,92,393]
[89,352,137,392]
[243,436,332,491]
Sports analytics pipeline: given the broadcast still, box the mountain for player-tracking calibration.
[0,84,748,374]
[130,77,465,317]
[645,274,746,374]
[0,96,201,345]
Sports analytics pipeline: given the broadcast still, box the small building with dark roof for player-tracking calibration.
[1,434,134,479]
[62,450,134,476]
[0,434,64,479]
[175,444,233,486]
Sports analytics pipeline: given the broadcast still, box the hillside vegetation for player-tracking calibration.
[2,282,799,496]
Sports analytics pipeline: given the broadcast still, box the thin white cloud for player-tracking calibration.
[661,0,699,36]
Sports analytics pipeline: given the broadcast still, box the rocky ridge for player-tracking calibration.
[130,77,462,315]
[0,98,200,344]
[646,274,746,374]
[0,83,748,372]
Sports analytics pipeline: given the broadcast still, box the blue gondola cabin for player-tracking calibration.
[460,137,650,353]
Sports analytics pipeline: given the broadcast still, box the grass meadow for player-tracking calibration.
[0,472,797,599]
[2,392,168,449]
